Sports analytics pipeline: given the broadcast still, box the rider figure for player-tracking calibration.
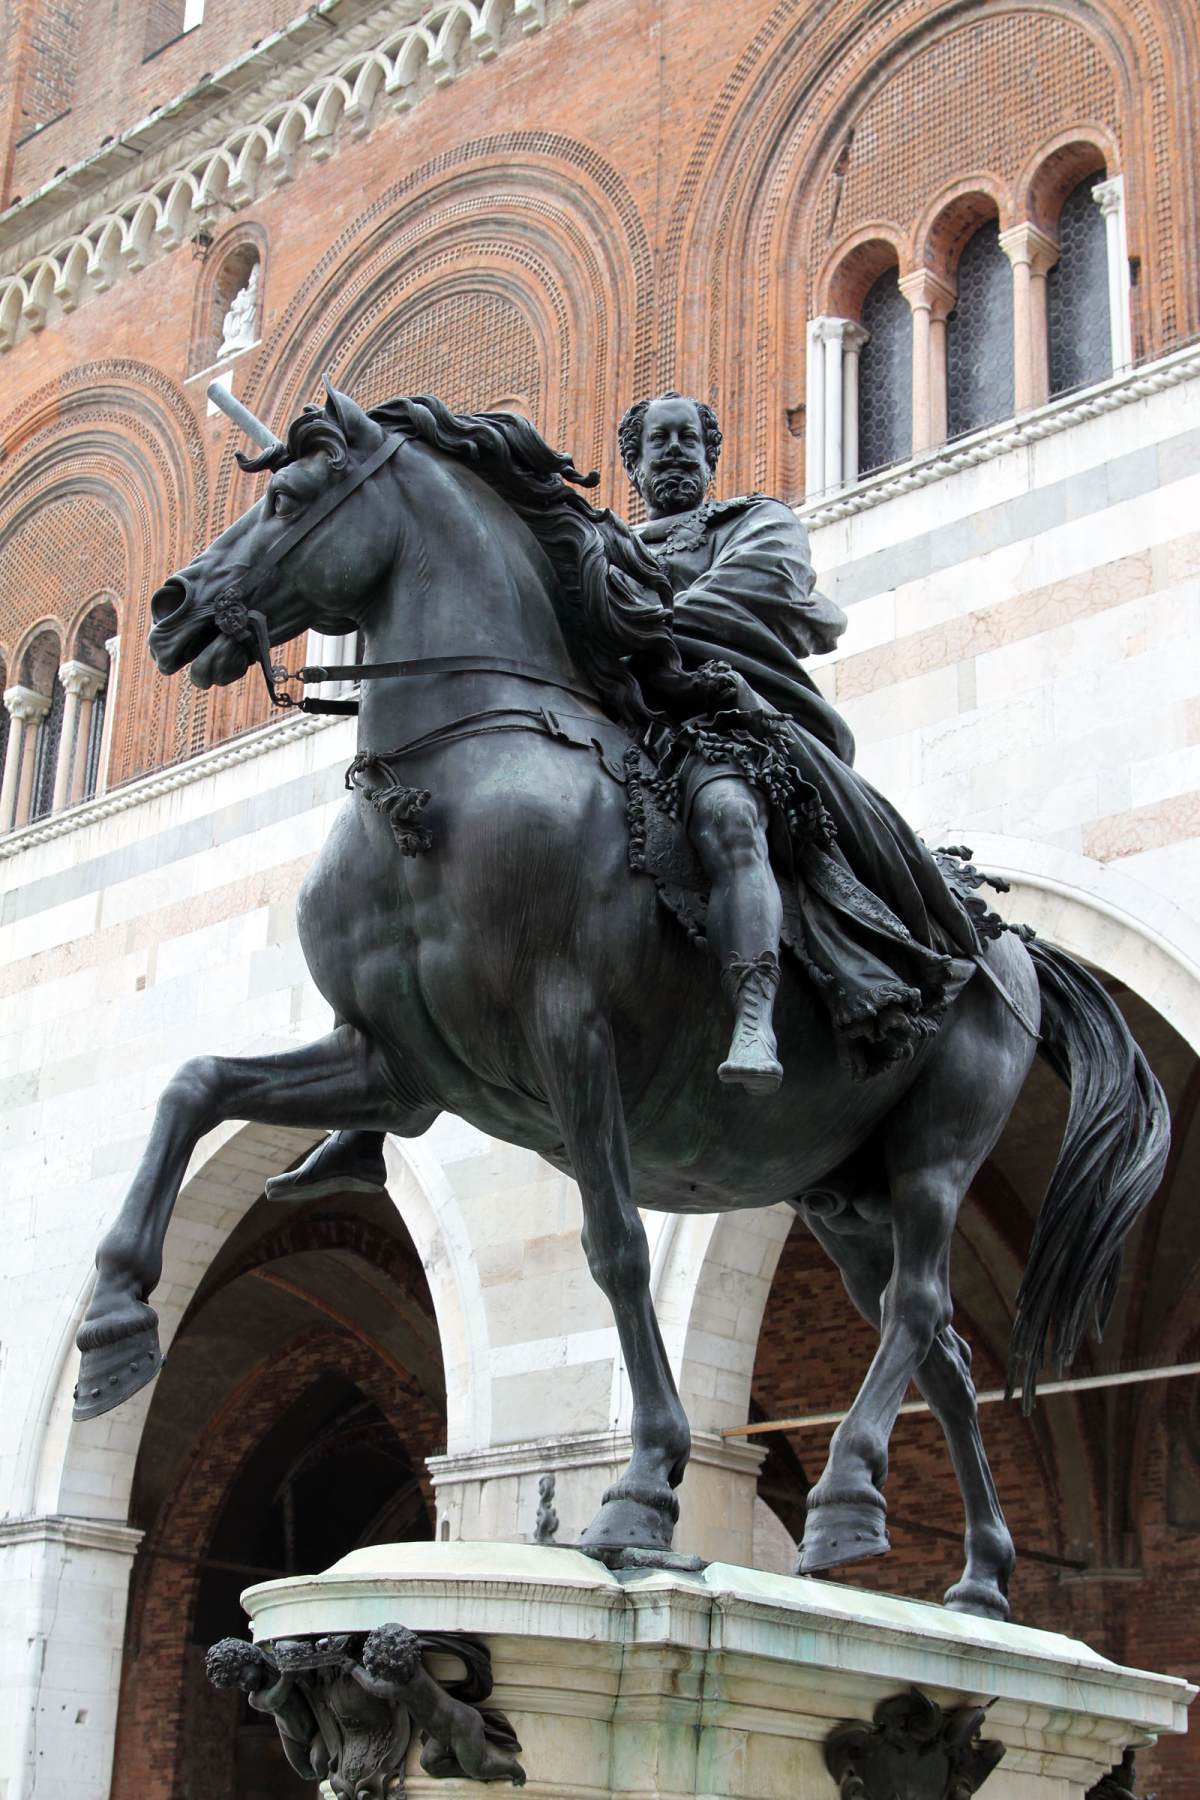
[620,391,848,1092]
[269,391,971,1203]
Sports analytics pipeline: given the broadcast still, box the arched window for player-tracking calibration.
[858,267,913,475]
[1048,173,1112,396]
[946,220,1015,438]
[20,629,63,824]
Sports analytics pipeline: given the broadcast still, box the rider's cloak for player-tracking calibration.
[638,494,980,1077]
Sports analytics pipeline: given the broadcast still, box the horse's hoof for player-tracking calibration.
[264,1132,388,1203]
[797,1499,890,1574]
[264,1169,387,1203]
[943,1578,1010,1622]
[73,1325,162,1421]
[717,1056,783,1094]
[579,1490,677,1556]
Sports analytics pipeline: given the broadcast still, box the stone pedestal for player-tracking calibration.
[239,1542,1193,1799]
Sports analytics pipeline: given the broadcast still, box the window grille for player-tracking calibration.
[946,221,1014,438]
[31,678,65,822]
[1048,174,1111,396]
[83,684,107,801]
[857,268,913,474]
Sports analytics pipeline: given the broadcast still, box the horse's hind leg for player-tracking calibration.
[798,970,1034,1596]
[75,1025,427,1420]
[801,1209,1015,1620]
[534,998,689,1555]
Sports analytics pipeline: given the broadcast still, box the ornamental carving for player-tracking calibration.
[206,1625,526,1793]
[824,1689,1004,1798]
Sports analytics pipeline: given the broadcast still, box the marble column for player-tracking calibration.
[94,635,120,797]
[899,270,956,453]
[1,686,51,833]
[1093,174,1134,371]
[805,317,870,494]
[999,221,1060,411]
[840,320,870,485]
[53,660,107,812]
[803,318,827,493]
[0,1515,143,1800]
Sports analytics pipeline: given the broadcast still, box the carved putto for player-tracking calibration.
[206,1624,525,1794]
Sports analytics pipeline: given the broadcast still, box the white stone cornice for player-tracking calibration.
[0,1514,144,1557]
[0,704,338,859]
[0,0,587,352]
[801,340,1200,529]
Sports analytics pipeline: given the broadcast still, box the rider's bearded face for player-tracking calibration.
[636,397,711,517]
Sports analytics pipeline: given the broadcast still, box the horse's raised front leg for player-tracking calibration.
[536,1003,689,1554]
[801,1206,1015,1620]
[75,1025,425,1420]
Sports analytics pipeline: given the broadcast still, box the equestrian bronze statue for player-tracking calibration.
[73,380,1168,1626]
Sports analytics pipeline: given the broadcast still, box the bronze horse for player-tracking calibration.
[75,385,1168,1622]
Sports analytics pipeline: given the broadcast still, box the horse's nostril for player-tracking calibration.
[151,579,187,625]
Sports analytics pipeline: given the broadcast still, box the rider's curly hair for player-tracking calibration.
[617,392,723,489]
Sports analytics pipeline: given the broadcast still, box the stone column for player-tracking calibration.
[1093,174,1134,371]
[999,222,1060,411]
[805,318,868,493]
[803,318,827,493]
[1,686,51,832]
[0,1515,143,1800]
[94,635,120,797]
[840,321,870,485]
[53,661,107,812]
[899,270,956,452]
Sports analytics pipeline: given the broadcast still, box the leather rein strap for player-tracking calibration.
[293,652,601,715]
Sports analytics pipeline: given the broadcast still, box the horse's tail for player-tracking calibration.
[1008,937,1169,1411]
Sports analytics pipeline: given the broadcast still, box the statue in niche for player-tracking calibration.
[218,260,259,358]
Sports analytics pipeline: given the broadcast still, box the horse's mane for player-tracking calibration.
[366,394,682,729]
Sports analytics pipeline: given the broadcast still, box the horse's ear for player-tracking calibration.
[323,376,385,452]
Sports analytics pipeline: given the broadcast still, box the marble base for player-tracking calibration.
[241,1542,1194,1799]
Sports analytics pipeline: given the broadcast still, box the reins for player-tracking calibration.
[284,652,603,717]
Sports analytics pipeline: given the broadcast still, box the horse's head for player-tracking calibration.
[150,382,401,692]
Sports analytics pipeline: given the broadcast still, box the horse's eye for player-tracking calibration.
[271,490,300,519]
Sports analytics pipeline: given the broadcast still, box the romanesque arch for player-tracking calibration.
[0,364,208,782]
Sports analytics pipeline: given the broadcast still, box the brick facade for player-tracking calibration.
[2,0,1197,782]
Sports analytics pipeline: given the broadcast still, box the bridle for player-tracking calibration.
[203,380,604,721]
[210,428,408,709]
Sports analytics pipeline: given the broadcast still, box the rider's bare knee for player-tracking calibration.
[692,785,768,875]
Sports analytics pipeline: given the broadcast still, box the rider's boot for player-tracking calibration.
[264,1129,389,1202]
[718,951,783,1093]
